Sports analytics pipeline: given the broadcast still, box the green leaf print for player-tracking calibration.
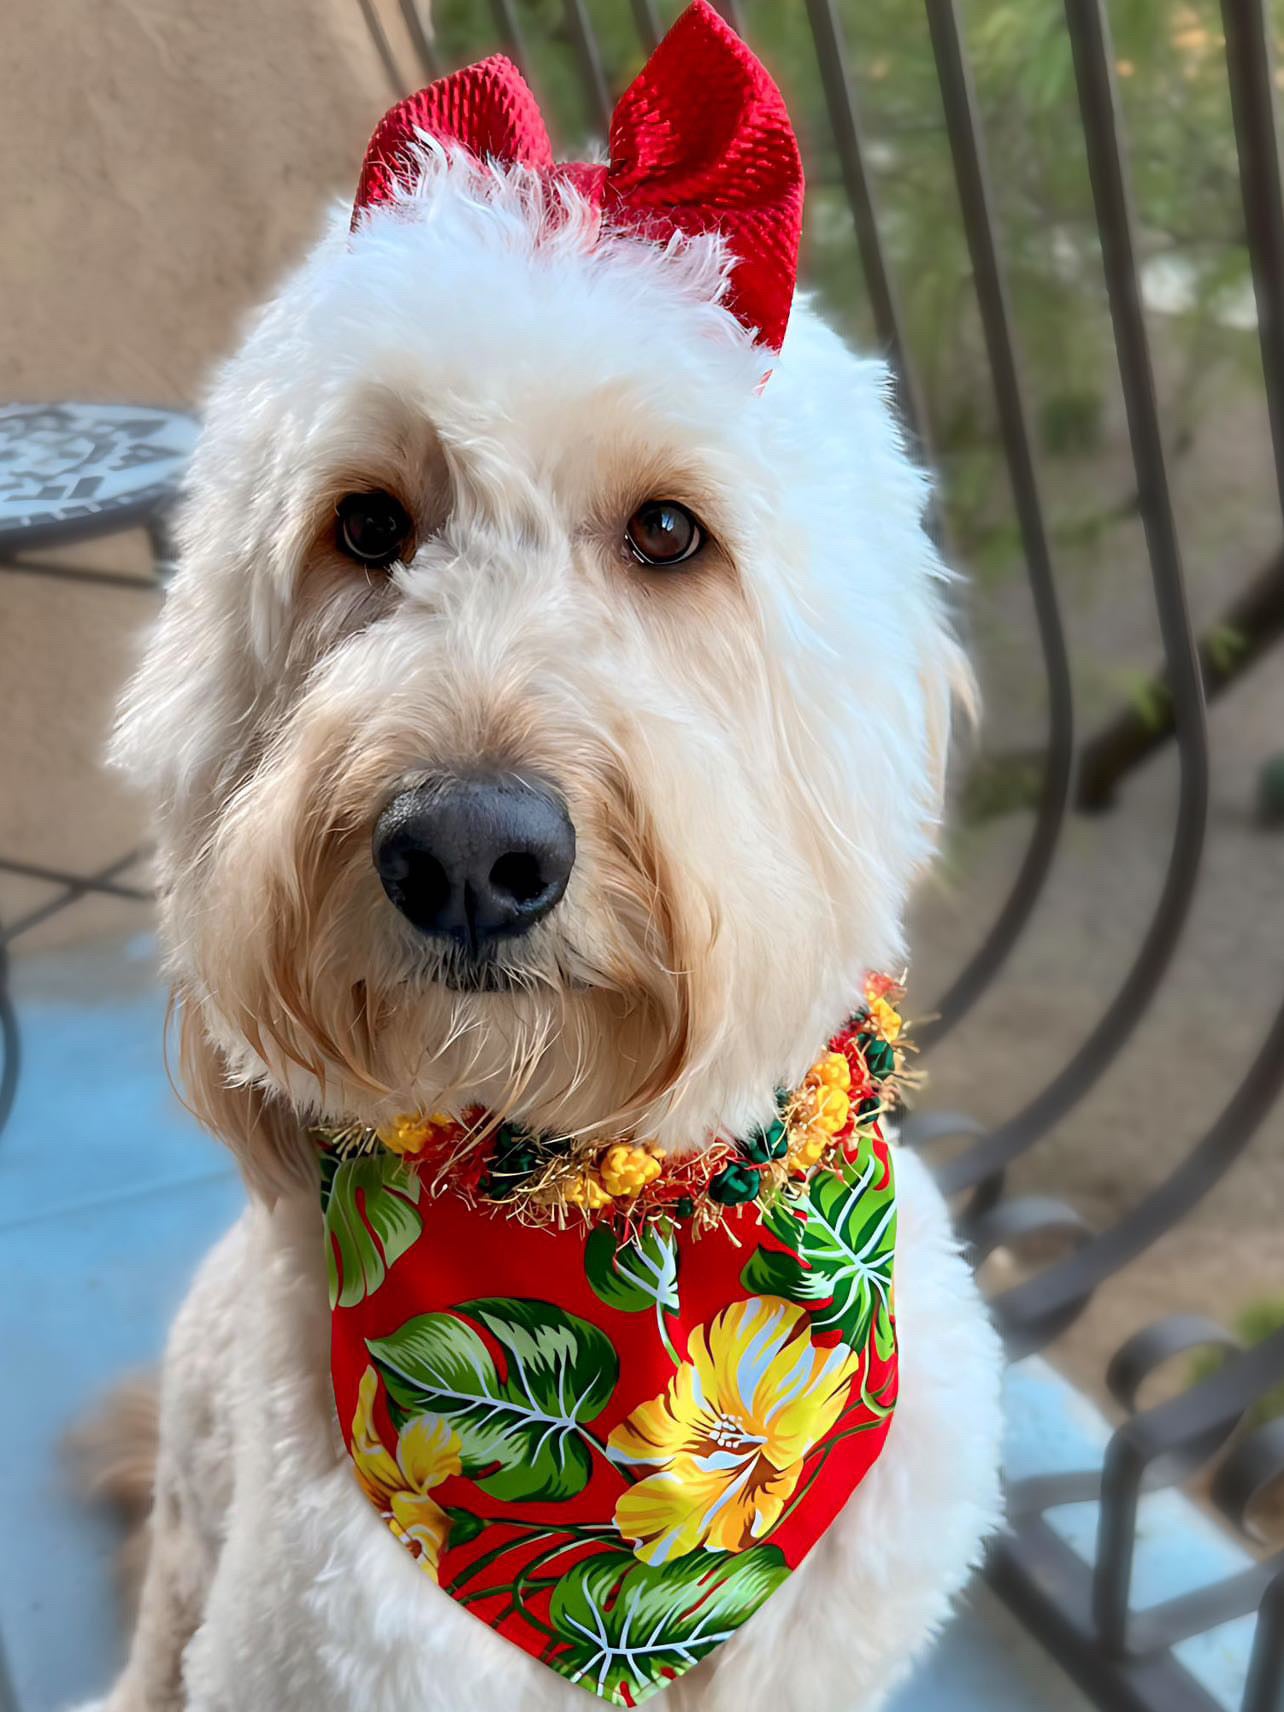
[741,1134,896,1354]
[585,1223,681,1363]
[323,1152,422,1308]
[368,1298,618,1503]
[547,1546,789,1705]
[441,1506,487,1548]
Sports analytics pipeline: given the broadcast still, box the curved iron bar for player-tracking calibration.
[801,0,933,459]
[1122,1558,1284,1666]
[0,850,151,945]
[353,0,405,99]
[989,1513,1257,1712]
[965,1193,1093,1265]
[1090,1328,1284,1653]
[1245,1567,1284,1712]
[803,0,1077,1046]
[0,936,18,1142]
[0,1635,18,1712]
[916,0,1075,1047]
[993,992,1284,1352]
[0,854,151,905]
[398,0,441,83]
[1212,1417,1284,1542]
[936,0,1211,1199]
[0,556,161,593]
[562,0,613,136]
[1220,0,1284,520]
[0,849,155,1162]
[710,0,747,35]
[628,0,661,53]
[487,0,531,80]
[1106,1315,1242,1415]
[987,0,1284,1352]
[899,1107,984,1149]
[996,1325,1284,1699]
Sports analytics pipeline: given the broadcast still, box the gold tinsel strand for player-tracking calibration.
[313,980,912,1240]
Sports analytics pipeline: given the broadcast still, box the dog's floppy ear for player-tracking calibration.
[175,995,314,1203]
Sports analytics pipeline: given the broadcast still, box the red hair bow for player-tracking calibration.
[353,0,804,352]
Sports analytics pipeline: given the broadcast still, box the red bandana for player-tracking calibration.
[352,0,805,353]
[324,1015,901,1706]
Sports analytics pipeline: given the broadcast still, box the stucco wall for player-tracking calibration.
[0,1,418,937]
[0,0,406,403]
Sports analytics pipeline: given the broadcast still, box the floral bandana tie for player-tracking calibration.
[323,992,903,1706]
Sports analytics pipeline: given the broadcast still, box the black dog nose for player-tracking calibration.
[373,773,575,948]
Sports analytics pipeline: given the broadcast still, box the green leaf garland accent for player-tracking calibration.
[858,1033,896,1081]
[368,1298,618,1503]
[740,1134,896,1354]
[547,1547,789,1705]
[478,1122,555,1200]
[708,1162,761,1205]
[323,1152,423,1308]
[739,1117,789,1164]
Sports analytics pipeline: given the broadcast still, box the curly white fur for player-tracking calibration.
[85,147,1001,1712]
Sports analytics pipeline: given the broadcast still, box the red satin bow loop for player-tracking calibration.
[352,0,804,352]
[353,53,553,208]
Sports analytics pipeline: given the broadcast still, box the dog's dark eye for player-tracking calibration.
[336,490,414,569]
[625,500,703,567]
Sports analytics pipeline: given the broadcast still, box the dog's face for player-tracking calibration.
[114,157,965,1193]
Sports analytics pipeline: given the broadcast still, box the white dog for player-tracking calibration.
[85,7,1001,1709]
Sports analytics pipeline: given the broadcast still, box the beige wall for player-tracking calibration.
[0,0,416,405]
[0,1,423,940]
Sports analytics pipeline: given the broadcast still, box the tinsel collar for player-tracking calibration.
[317,980,907,1706]
[316,973,909,1242]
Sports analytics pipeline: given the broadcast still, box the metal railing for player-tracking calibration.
[2,3,1282,1708]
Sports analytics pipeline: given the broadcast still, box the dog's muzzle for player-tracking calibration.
[373,772,575,957]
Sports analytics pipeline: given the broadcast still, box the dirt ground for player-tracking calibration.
[2,2,1281,1417]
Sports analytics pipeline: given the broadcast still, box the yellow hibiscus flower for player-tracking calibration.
[350,1365,462,1581]
[607,1297,859,1565]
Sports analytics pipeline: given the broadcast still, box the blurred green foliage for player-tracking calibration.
[1191,1297,1284,1430]
[427,0,1277,575]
